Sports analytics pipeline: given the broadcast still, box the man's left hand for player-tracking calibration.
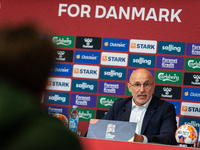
[134,133,144,142]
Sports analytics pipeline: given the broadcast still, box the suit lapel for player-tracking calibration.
[120,98,132,121]
[141,95,158,134]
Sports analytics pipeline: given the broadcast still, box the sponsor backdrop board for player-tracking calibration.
[1,0,200,144]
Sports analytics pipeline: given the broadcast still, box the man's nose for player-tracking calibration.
[139,84,145,92]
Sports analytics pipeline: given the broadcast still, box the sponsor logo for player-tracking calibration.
[186,43,200,56]
[104,70,122,78]
[99,81,125,95]
[72,79,98,93]
[133,57,151,65]
[181,102,200,117]
[55,50,73,62]
[100,67,126,81]
[185,58,200,71]
[56,51,65,61]
[162,45,181,52]
[182,106,188,112]
[158,73,179,82]
[44,105,68,117]
[105,123,116,139]
[101,52,128,66]
[79,111,93,120]
[155,71,182,85]
[51,63,72,77]
[76,36,101,50]
[49,94,66,102]
[100,98,114,106]
[46,77,71,91]
[106,124,115,133]
[44,92,69,105]
[51,35,74,48]
[73,65,99,79]
[97,96,123,109]
[180,117,200,131]
[156,56,184,70]
[128,54,155,68]
[167,101,180,115]
[74,50,100,64]
[69,108,95,121]
[76,82,94,90]
[102,38,129,52]
[192,75,200,85]
[162,87,172,98]
[154,85,181,100]
[182,87,200,101]
[83,38,93,48]
[188,60,200,69]
[184,73,200,86]
[70,93,96,107]
[129,39,157,54]
[157,41,185,55]
[53,37,71,46]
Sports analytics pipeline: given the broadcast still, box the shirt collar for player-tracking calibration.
[132,95,152,109]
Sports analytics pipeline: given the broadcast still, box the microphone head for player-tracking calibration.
[118,108,126,120]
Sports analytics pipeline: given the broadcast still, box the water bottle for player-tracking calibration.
[69,105,79,134]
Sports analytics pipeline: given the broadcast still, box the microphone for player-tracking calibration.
[118,108,126,120]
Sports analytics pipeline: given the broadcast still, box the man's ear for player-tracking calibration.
[127,83,132,93]
[152,82,156,91]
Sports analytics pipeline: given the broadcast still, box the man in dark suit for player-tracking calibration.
[102,68,177,145]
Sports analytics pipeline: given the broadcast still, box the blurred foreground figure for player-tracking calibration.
[0,24,82,150]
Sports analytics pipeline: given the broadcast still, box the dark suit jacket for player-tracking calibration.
[102,95,177,145]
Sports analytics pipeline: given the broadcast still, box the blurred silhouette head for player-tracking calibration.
[0,24,55,95]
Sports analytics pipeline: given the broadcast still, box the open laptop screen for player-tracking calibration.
[87,119,137,142]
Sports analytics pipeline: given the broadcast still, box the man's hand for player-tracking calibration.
[134,133,144,142]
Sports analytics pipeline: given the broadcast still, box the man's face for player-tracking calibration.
[127,69,155,106]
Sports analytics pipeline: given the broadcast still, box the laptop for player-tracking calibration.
[87,119,137,142]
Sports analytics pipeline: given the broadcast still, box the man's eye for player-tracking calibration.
[144,83,150,87]
[135,84,140,87]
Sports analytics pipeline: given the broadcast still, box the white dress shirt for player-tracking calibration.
[129,96,152,143]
